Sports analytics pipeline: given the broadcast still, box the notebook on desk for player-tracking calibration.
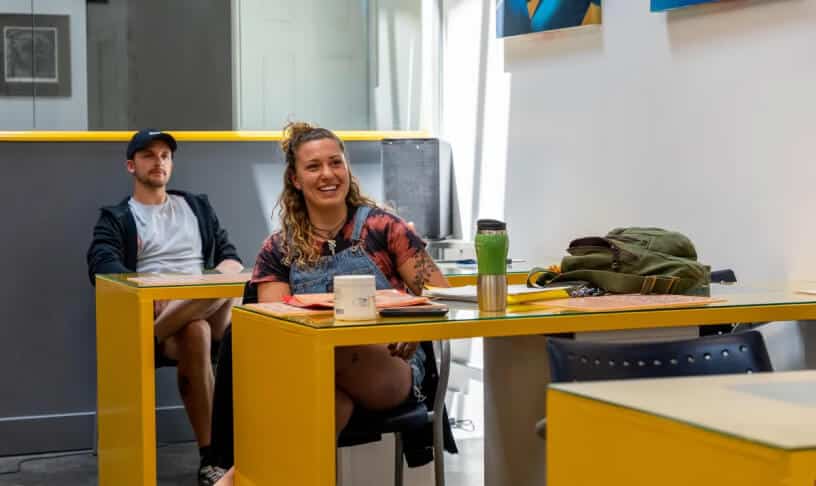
[425,284,572,304]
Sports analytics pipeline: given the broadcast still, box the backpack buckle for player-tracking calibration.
[642,276,681,294]
[640,275,657,294]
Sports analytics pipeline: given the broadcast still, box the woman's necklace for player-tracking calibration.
[312,218,346,255]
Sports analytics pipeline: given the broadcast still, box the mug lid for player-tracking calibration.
[334,275,375,285]
[477,219,506,231]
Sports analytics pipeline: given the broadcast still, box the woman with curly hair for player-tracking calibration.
[212,122,449,485]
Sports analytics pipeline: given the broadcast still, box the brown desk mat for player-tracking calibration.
[537,294,726,312]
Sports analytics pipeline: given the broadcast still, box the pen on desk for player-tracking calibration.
[436,258,526,265]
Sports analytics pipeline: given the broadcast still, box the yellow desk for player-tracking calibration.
[93,266,512,486]
[548,370,816,486]
[230,283,816,486]
[95,273,249,486]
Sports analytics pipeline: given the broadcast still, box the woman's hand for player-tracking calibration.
[388,341,419,359]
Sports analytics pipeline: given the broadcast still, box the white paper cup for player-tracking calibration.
[334,275,377,321]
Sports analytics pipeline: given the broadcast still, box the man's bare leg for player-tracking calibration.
[156,298,236,447]
[162,320,214,447]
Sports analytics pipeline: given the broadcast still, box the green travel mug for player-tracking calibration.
[475,219,508,311]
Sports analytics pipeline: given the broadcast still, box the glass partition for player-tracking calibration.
[0,0,85,130]
[0,0,438,131]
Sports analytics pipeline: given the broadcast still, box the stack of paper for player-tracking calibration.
[424,284,571,304]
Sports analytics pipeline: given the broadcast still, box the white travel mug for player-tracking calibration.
[333,275,377,321]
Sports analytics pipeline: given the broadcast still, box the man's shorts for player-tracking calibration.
[153,300,175,368]
[152,299,220,368]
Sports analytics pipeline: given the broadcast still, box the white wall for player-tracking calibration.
[371,0,423,130]
[233,0,370,129]
[0,0,87,130]
[441,0,486,240]
[441,0,816,445]
[233,0,438,131]
[467,0,816,283]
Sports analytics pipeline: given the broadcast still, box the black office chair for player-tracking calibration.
[337,340,455,486]
[536,330,773,437]
[700,268,739,336]
[211,282,457,486]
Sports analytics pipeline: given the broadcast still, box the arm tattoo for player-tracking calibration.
[410,251,437,295]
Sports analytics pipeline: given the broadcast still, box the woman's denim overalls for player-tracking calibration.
[290,206,425,402]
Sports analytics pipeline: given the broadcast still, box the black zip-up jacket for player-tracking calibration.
[86,189,241,285]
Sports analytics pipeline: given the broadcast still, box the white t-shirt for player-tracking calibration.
[128,194,204,275]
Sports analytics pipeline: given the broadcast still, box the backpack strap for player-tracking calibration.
[531,268,696,295]
[526,267,553,288]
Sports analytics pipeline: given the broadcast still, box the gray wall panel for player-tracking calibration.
[128,0,233,130]
[0,139,391,455]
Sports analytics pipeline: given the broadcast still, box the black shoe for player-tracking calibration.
[198,464,227,486]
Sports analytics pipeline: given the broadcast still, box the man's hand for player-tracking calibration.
[388,341,419,360]
[215,259,243,275]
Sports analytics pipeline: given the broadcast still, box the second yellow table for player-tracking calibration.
[231,283,816,486]
[548,370,816,486]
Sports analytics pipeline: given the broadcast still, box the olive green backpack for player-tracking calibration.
[528,227,710,296]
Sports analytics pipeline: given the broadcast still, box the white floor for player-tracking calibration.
[443,438,483,486]
[338,435,483,486]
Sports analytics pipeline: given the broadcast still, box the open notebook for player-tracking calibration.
[424,284,572,304]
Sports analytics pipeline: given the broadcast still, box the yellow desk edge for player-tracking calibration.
[0,130,430,142]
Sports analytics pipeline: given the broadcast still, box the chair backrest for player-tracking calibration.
[547,330,773,383]
[242,281,258,305]
[710,268,737,284]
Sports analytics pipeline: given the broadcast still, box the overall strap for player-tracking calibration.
[351,206,372,243]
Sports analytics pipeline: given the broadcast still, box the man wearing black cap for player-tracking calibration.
[86,130,242,486]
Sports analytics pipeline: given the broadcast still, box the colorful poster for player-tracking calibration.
[497,0,602,38]
[651,0,734,12]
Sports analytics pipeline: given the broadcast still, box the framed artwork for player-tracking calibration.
[651,0,736,12]
[0,14,71,97]
[497,0,602,39]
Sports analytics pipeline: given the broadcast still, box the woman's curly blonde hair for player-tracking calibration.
[278,121,379,267]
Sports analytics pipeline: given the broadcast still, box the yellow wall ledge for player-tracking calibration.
[0,130,431,142]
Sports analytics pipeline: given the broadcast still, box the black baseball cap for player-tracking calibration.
[126,129,177,160]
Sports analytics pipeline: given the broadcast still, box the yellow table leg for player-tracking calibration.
[233,309,336,486]
[547,389,815,486]
[96,278,156,486]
